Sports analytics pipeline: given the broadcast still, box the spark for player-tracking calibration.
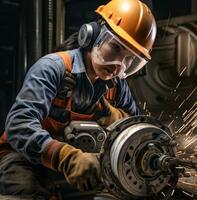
[184,113,197,129]
[174,95,180,101]
[184,135,197,149]
[171,189,175,196]
[191,122,197,127]
[175,81,181,89]
[176,124,185,134]
[186,87,197,100]
[185,137,190,142]
[179,67,186,76]
[188,102,197,113]
[182,110,188,117]
[168,120,174,127]
[161,192,166,197]
[185,129,192,136]
[176,151,183,156]
[158,111,164,120]
[183,108,197,122]
[182,191,194,198]
[178,99,186,109]
[143,102,146,110]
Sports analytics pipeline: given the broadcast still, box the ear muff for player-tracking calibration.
[78,22,101,49]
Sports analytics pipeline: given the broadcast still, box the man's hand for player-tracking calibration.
[98,100,129,127]
[58,144,100,191]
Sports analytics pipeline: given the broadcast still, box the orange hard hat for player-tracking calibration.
[95,0,156,60]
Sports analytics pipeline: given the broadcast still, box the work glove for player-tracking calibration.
[97,100,129,127]
[58,143,100,191]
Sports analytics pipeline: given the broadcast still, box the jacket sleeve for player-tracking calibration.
[5,54,65,164]
[115,78,140,115]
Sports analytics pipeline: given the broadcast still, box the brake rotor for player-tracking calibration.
[100,116,176,200]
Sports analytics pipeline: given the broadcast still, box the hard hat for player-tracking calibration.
[95,0,157,60]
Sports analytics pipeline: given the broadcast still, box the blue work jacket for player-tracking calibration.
[5,48,139,164]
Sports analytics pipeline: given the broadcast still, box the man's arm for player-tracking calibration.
[5,54,65,164]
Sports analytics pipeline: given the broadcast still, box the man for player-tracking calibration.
[0,0,156,199]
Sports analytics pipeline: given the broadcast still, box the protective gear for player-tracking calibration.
[42,51,118,136]
[97,98,129,127]
[58,144,100,191]
[78,22,101,49]
[96,0,157,60]
[91,25,147,78]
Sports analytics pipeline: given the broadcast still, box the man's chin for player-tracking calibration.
[99,75,114,80]
[98,70,116,80]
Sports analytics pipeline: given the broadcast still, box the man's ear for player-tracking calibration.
[78,22,101,50]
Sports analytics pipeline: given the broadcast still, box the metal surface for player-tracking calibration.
[64,121,106,153]
[128,15,197,114]
[55,0,66,47]
[110,123,172,196]
[47,0,53,53]
[176,26,197,76]
[27,0,43,66]
[17,0,28,91]
[100,116,179,200]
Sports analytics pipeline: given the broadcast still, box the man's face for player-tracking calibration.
[91,42,125,80]
[90,28,147,80]
[91,38,134,80]
[91,62,121,80]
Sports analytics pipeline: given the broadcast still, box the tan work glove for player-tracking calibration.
[58,144,100,191]
[97,100,129,127]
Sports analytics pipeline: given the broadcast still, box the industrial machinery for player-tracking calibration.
[65,116,197,200]
[64,121,107,153]
[100,116,197,200]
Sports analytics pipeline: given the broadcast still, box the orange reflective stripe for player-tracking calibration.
[42,117,69,136]
[105,87,117,102]
[52,97,72,109]
[52,52,73,110]
[57,52,72,72]
[0,132,7,145]
[70,111,95,121]
[1,132,7,141]
[41,139,64,169]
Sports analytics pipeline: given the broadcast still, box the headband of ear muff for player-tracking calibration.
[78,21,101,49]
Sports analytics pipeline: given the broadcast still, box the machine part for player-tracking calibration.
[177,25,197,76]
[157,156,197,171]
[64,121,106,153]
[47,0,53,53]
[100,115,178,200]
[55,0,65,47]
[127,15,197,118]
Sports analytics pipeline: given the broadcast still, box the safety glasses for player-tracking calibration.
[92,26,148,78]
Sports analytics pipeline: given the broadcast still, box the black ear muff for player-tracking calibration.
[78,22,100,49]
